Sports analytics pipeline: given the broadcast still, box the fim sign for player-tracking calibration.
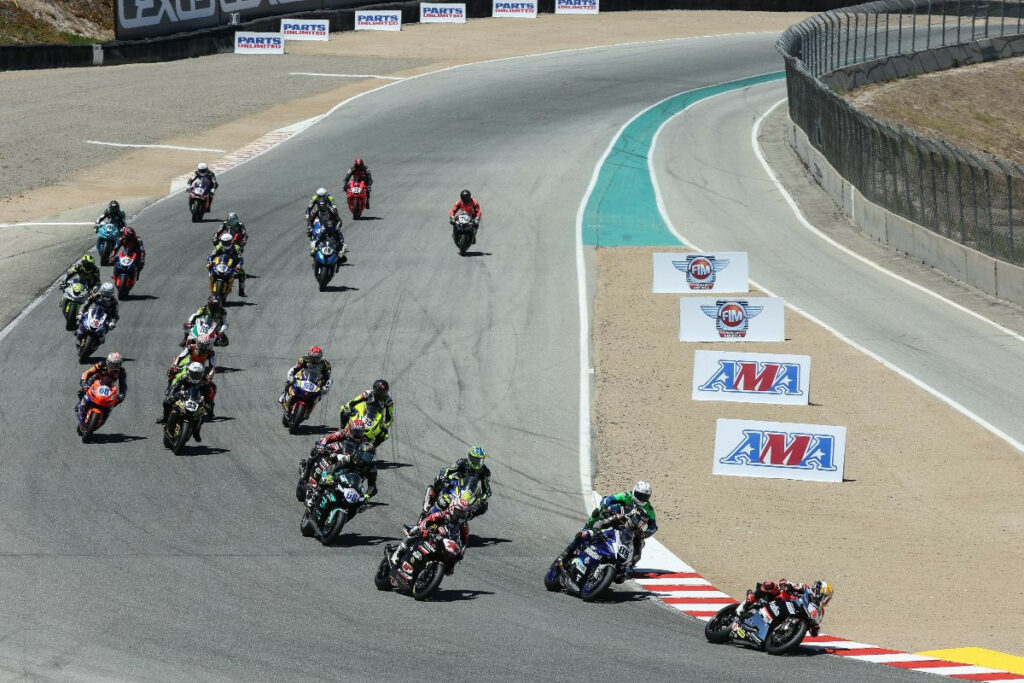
[492,1,537,17]
[653,252,748,293]
[680,297,785,342]
[692,350,810,406]
[355,11,402,31]
[555,0,598,12]
[280,19,329,41]
[713,419,846,483]
[234,31,284,54]
[420,2,466,23]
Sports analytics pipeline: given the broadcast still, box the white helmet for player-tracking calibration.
[633,481,652,504]
[99,282,115,299]
[197,162,209,173]
[186,362,205,382]
[316,187,327,198]
[219,233,233,247]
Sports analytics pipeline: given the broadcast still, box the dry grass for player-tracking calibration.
[846,56,1024,165]
[0,0,112,45]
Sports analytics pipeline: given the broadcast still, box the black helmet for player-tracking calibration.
[206,295,223,313]
[372,378,390,401]
[460,189,472,203]
[109,200,120,212]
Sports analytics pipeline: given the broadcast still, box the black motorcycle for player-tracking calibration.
[162,384,208,454]
[451,211,477,255]
[375,517,466,600]
[704,586,827,655]
[300,471,369,545]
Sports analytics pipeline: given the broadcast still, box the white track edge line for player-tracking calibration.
[86,140,227,153]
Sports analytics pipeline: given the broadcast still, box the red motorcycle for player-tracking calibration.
[76,379,120,442]
[346,179,368,219]
[188,176,214,223]
[112,247,140,300]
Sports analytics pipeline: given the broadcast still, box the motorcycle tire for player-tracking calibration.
[81,411,101,443]
[411,561,444,601]
[295,479,307,502]
[704,605,739,644]
[316,267,329,292]
[77,337,92,364]
[351,201,363,220]
[319,509,348,546]
[580,564,616,602]
[288,403,307,435]
[374,557,393,591]
[456,232,472,255]
[300,511,316,538]
[190,200,203,223]
[64,309,76,331]
[172,419,192,455]
[764,617,809,655]
[117,281,129,301]
[543,559,562,592]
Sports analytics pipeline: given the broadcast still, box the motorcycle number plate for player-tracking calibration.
[215,265,229,275]
[298,381,318,393]
[184,400,199,412]
[120,257,133,266]
[344,489,361,504]
[96,386,112,397]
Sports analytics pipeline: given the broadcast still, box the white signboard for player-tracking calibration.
[555,0,598,13]
[355,11,402,31]
[234,31,284,54]
[279,20,328,41]
[420,2,466,22]
[713,419,846,483]
[692,351,810,405]
[492,0,537,17]
[680,297,785,342]
[653,252,748,293]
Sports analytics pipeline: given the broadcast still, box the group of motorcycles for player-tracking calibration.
[307,178,369,291]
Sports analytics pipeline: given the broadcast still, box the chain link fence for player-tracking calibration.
[778,0,1024,266]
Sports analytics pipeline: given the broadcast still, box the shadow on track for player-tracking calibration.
[214,366,244,374]
[175,445,230,457]
[321,285,358,293]
[123,293,159,301]
[290,423,333,436]
[87,433,148,445]
[459,251,491,258]
[224,300,256,308]
[375,460,412,471]
[467,536,511,549]
[331,532,399,547]
[425,588,494,602]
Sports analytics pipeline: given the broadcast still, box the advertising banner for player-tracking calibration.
[420,2,466,22]
[555,0,598,13]
[680,297,784,342]
[653,252,748,294]
[280,19,329,40]
[234,31,284,53]
[355,10,402,30]
[116,0,219,40]
[692,351,810,405]
[713,419,846,483]
[492,0,537,17]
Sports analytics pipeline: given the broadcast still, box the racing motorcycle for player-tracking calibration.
[181,315,227,348]
[188,176,214,223]
[340,401,385,444]
[59,277,90,331]
[345,178,368,219]
[451,210,477,255]
[311,234,341,292]
[544,508,646,602]
[75,304,114,363]
[112,247,140,300]
[208,253,237,301]
[300,470,370,545]
[704,585,828,655]
[162,384,208,454]
[281,367,331,434]
[95,222,120,265]
[295,438,375,502]
[76,379,120,443]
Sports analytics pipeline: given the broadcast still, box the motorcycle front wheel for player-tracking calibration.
[704,604,739,644]
[319,509,348,546]
[764,617,809,655]
[374,557,393,591]
[543,559,562,592]
[172,418,192,455]
[81,411,101,443]
[580,564,615,602]
[288,402,307,434]
[412,561,444,601]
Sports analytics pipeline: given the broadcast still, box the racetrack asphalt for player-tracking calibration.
[0,36,936,681]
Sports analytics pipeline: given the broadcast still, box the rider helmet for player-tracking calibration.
[225,212,239,228]
[122,227,136,241]
[812,580,834,606]
[81,253,95,266]
[197,162,209,174]
[186,362,205,382]
[449,496,472,521]
[460,189,472,203]
[316,187,328,198]
[353,158,365,169]
[632,480,652,504]
[467,446,486,470]
[218,233,233,248]
[308,346,323,361]
[372,378,389,402]
[105,352,123,371]
[760,580,778,595]
[108,200,120,212]
[206,295,224,313]
[348,418,366,440]
[99,282,115,299]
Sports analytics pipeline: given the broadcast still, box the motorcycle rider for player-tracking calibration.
[736,579,833,635]
[95,200,127,229]
[208,232,246,297]
[78,282,120,328]
[212,212,248,251]
[448,189,482,244]
[182,295,229,347]
[60,253,101,291]
[167,337,217,417]
[339,379,393,445]
[391,495,473,578]
[187,162,218,195]
[157,361,209,440]
[421,446,491,519]
[557,481,657,569]
[305,188,342,235]
[299,418,377,495]
[279,346,333,405]
[79,351,127,402]
[113,226,146,277]
[342,158,373,209]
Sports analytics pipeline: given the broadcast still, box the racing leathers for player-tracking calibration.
[391,508,468,576]
[280,356,333,405]
[167,343,217,414]
[183,303,229,346]
[304,431,379,505]
[213,220,248,252]
[558,491,657,568]
[737,579,819,634]
[96,205,126,229]
[305,195,342,236]
[208,243,245,296]
[187,169,218,194]
[78,291,120,328]
[158,368,210,438]
[339,389,393,445]
[421,459,491,519]
[79,361,127,402]
[342,166,373,208]
[113,232,146,275]
[61,256,101,291]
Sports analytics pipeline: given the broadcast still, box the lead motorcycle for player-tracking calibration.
[162,384,208,454]
[451,210,477,255]
[345,178,368,219]
[96,222,120,265]
[188,176,214,223]
[75,303,115,363]
[544,507,647,602]
[76,379,120,443]
[704,584,831,655]
[59,277,90,331]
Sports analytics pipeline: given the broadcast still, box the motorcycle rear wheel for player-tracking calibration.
[374,557,393,591]
[580,564,615,602]
[544,559,562,592]
[412,561,444,601]
[764,617,808,655]
[704,604,739,644]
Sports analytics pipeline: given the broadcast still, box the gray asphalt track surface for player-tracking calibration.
[0,36,935,681]
[653,83,1024,448]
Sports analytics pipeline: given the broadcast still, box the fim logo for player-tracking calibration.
[721,430,837,471]
[673,255,729,290]
[699,360,802,395]
[701,300,762,338]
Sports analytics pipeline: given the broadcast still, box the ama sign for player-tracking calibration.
[713,419,846,483]
[234,31,284,54]
[692,351,811,405]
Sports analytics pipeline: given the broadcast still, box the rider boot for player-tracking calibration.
[193,417,203,443]
[156,399,172,424]
[556,531,585,567]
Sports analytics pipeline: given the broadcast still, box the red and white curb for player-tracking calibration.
[632,540,1023,681]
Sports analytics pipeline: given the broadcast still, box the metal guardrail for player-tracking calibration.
[778,0,1024,266]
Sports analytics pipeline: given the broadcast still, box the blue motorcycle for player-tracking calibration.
[544,509,644,602]
[75,303,114,363]
[704,585,828,655]
[312,233,341,292]
[96,222,120,265]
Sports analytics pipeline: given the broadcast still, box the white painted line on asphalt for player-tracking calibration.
[0,221,93,228]
[289,72,404,80]
[753,99,1024,344]
[87,140,226,153]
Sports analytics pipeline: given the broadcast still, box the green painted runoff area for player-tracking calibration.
[582,71,784,247]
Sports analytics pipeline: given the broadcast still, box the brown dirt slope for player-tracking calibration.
[592,246,1024,654]
[0,0,112,45]
[846,55,1024,165]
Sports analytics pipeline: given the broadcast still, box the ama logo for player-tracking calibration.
[673,255,729,290]
[700,300,762,338]
[699,360,802,396]
[720,430,837,471]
